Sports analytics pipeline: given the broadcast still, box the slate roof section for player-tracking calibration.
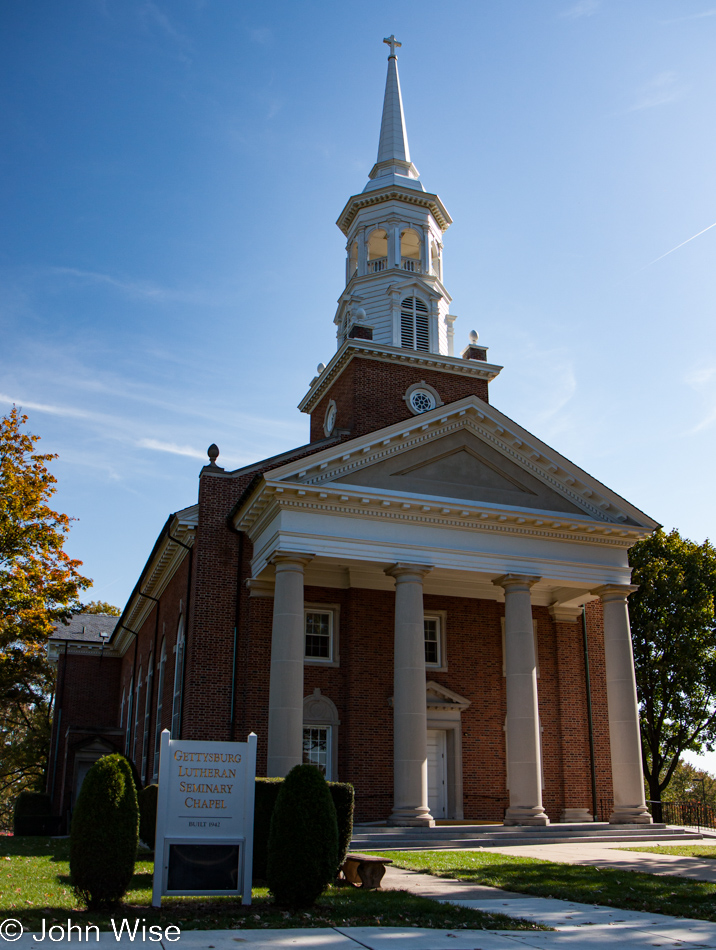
[51,614,119,643]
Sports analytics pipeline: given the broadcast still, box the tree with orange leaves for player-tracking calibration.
[0,407,91,824]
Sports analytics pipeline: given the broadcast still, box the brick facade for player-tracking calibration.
[309,354,490,443]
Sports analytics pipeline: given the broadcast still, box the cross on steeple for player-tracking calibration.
[383,34,401,58]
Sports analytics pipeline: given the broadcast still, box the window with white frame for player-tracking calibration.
[304,609,336,663]
[171,617,185,739]
[141,655,153,784]
[153,639,166,781]
[125,677,133,756]
[400,296,430,350]
[132,667,142,761]
[303,726,331,777]
[424,613,446,669]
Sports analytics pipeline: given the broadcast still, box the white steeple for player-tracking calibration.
[334,39,455,356]
[365,35,422,192]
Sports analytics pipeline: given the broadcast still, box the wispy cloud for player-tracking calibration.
[559,0,599,19]
[686,365,716,433]
[47,266,227,305]
[0,392,104,422]
[137,438,206,459]
[628,71,683,112]
[139,2,193,63]
[660,8,716,23]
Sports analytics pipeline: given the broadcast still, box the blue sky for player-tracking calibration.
[3,1,716,761]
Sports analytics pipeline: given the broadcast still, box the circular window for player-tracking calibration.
[324,400,337,437]
[410,389,436,414]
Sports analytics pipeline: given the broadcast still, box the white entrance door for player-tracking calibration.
[427,729,447,819]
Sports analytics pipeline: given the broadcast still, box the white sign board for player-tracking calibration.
[151,730,257,907]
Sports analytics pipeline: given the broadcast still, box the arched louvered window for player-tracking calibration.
[400,296,430,351]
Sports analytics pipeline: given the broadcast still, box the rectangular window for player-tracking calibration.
[303,726,331,777]
[305,610,332,661]
[424,617,440,666]
[424,613,446,668]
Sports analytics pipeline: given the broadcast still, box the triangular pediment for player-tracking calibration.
[426,680,471,710]
[332,429,585,515]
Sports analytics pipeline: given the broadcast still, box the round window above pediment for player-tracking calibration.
[324,399,337,437]
[404,380,443,416]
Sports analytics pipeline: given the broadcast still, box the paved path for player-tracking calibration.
[478,839,716,883]
[13,843,716,948]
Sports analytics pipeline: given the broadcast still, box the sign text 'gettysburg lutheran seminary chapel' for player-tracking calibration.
[152,731,257,907]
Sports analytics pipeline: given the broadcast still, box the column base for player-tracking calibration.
[504,806,550,826]
[560,808,593,823]
[609,805,652,824]
[388,806,435,827]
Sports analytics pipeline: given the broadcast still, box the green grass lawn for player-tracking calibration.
[616,844,716,859]
[0,838,544,932]
[380,849,716,922]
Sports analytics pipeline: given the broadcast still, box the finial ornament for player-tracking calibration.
[207,443,220,465]
[383,34,401,58]
[469,330,479,344]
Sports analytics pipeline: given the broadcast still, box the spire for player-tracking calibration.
[365,36,423,192]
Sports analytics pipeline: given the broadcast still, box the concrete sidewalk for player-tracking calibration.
[478,839,716,883]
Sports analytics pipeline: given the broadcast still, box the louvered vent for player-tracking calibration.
[400,297,430,351]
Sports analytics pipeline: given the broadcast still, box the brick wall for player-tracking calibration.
[309,355,490,442]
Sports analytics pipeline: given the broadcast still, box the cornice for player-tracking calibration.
[298,341,502,414]
[47,641,121,662]
[235,479,650,553]
[336,186,452,235]
[113,506,197,656]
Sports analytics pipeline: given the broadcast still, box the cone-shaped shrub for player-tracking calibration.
[70,754,139,908]
[267,764,338,908]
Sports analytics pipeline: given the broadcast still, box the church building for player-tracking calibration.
[48,39,658,831]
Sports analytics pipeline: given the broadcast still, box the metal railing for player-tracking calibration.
[646,799,716,830]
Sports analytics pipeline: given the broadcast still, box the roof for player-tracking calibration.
[51,613,119,643]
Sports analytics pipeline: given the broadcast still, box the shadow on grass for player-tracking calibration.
[387,851,716,922]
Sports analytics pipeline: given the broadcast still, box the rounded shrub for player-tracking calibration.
[267,764,338,908]
[138,784,158,849]
[13,791,53,836]
[70,754,139,908]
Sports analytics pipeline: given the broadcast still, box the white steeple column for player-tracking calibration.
[389,224,400,269]
[494,574,549,825]
[385,563,434,826]
[595,585,652,824]
[421,225,430,274]
[266,553,313,777]
[357,227,367,277]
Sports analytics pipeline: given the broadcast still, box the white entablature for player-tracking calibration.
[333,41,455,356]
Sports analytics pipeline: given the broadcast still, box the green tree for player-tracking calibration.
[0,408,91,826]
[661,761,716,810]
[630,529,716,808]
[79,600,121,616]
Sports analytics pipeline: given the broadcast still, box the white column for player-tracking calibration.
[595,585,651,824]
[494,574,549,825]
[266,553,313,777]
[357,227,367,276]
[385,563,434,826]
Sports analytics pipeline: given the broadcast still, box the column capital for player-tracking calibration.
[385,562,433,581]
[549,604,583,623]
[593,584,638,603]
[269,552,314,570]
[493,573,541,593]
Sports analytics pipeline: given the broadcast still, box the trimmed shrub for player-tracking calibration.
[13,792,54,837]
[252,778,283,881]
[252,777,354,883]
[328,782,354,868]
[267,764,338,908]
[138,784,158,849]
[70,754,139,908]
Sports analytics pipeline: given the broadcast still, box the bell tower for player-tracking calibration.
[334,37,456,356]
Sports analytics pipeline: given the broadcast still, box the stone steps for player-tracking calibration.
[349,821,704,851]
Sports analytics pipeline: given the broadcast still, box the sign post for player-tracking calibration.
[151,730,257,908]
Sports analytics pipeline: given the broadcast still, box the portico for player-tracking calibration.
[233,389,656,825]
